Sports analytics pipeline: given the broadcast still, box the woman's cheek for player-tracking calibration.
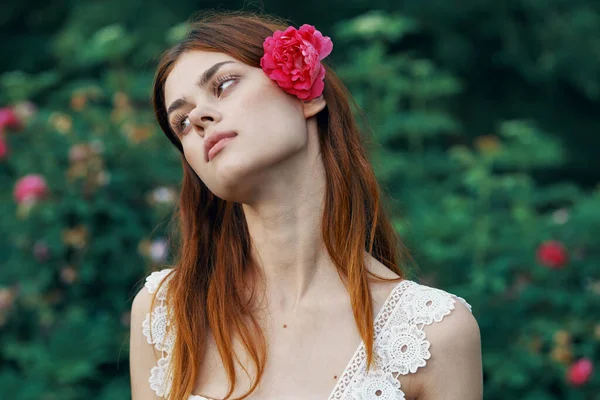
[182,137,205,167]
[243,75,290,109]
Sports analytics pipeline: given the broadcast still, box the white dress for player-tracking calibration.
[142,268,473,400]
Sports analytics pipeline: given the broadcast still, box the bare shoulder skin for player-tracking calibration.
[412,300,483,400]
[129,286,163,400]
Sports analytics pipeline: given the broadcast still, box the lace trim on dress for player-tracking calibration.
[327,281,472,400]
[142,269,472,400]
[141,268,176,398]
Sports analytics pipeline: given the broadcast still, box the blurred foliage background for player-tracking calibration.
[0,0,599,399]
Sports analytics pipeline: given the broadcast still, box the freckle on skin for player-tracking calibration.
[334,375,337,379]
[283,324,287,328]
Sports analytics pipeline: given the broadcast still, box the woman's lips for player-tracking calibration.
[207,135,236,162]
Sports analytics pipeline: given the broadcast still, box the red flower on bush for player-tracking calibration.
[0,107,22,131]
[536,240,568,269]
[260,24,333,101]
[13,174,49,204]
[567,358,593,386]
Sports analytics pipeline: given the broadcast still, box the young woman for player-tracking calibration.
[130,11,483,400]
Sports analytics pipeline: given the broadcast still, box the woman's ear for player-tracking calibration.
[303,95,327,118]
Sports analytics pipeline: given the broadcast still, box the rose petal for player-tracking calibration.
[317,38,333,60]
[308,68,326,100]
[261,24,332,101]
[260,54,277,70]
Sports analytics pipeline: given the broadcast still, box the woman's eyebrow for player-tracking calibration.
[167,60,236,116]
[197,61,235,87]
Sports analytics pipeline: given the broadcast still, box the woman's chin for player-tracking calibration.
[204,149,300,203]
[208,157,257,201]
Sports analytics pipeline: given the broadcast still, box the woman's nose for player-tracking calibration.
[188,106,222,135]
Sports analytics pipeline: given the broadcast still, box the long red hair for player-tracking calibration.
[151,10,412,400]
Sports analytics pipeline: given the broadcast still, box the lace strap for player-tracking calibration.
[141,268,176,398]
[328,279,414,399]
[328,281,473,400]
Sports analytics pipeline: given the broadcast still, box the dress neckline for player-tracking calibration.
[189,279,413,400]
[326,279,413,399]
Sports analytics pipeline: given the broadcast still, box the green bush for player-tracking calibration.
[0,40,182,398]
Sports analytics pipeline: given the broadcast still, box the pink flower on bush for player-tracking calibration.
[0,135,8,159]
[0,107,22,131]
[536,240,568,269]
[567,358,593,386]
[260,24,333,101]
[13,174,49,204]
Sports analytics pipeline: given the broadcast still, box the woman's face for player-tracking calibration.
[163,50,325,202]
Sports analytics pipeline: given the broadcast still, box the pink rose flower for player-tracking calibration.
[536,240,568,269]
[260,24,333,101]
[0,107,22,131]
[567,358,593,386]
[0,135,8,159]
[13,174,49,204]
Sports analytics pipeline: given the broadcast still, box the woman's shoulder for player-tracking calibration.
[380,279,480,393]
[378,278,476,351]
[132,268,173,314]
[131,268,175,316]
[139,267,177,347]
[366,256,473,325]
[396,279,476,354]
[398,279,473,320]
[331,277,481,399]
[400,280,482,397]
[371,277,478,375]
[144,268,176,296]
[130,267,178,398]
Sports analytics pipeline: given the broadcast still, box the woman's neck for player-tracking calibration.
[241,151,345,314]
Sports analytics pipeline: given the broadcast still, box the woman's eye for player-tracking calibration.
[180,116,191,130]
[172,115,190,135]
[216,78,236,97]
